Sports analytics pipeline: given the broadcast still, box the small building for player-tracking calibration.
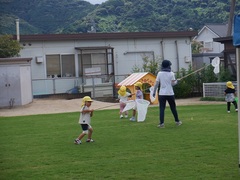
[117,72,158,104]
[0,58,33,108]
[16,31,197,97]
[192,24,228,69]
[193,24,228,53]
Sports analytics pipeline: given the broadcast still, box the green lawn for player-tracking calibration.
[0,104,239,180]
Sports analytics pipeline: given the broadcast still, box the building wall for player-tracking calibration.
[19,37,193,95]
[194,28,224,53]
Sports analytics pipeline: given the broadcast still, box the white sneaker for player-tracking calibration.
[176,121,182,126]
[86,139,94,143]
[120,115,123,119]
[124,115,128,118]
[157,123,165,128]
[74,139,81,145]
[235,109,238,112]
[227,111,230,113]
[129,117,136,121]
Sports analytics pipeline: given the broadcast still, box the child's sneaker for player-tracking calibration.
[157,123,165,128]
[235,109,238,112]
[227,111,230,113]
[129,117,136,121]
[74,139,81,145]
[176,121,182,126]
[120,115,123,119]
[124,115,128,118]
[86,139,94,143]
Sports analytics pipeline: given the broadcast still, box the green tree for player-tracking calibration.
[0,35,22,58]
[174,66,195,98]
[191,40,203,54]
[131,56,161,75]
[218,66,233,81]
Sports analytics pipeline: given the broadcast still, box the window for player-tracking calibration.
[77,48,114,83]
[46,55,60,78]
[62,55,75,77]
[46,54,75,78]
[78,53,107,76]
[204,41,213,51]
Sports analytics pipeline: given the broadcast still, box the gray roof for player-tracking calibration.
[205,24,228,37]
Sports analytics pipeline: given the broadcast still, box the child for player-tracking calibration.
[118,85,132,119]
[129,82,143,121]
[224,81,238,113]
[74,96,94,144]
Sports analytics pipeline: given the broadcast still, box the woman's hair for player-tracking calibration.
[161,60,172,72]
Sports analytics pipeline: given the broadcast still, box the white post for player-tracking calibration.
[237,47,240,169]
[16,19,20,41]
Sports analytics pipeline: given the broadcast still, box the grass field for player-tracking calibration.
[0,104,240,179]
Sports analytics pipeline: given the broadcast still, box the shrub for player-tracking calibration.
[0,35,22,58]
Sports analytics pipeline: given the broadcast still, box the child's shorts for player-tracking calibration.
[81,124,92,134]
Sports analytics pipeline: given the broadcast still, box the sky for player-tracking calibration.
[85,0,108,4]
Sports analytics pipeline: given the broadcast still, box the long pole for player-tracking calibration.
[237,47,240,169]
[227,0,236,36]
[178,66,208,81]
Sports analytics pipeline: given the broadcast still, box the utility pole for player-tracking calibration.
[227,0,236,36]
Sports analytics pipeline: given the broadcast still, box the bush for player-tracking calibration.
[0,35,22,58]
[174,66,195,98]
[174,64,219,98]
[218,66,234,82]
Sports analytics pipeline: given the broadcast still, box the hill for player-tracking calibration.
[1,0,240,34]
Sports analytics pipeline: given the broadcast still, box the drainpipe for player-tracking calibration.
[175,40,180,71]
[16,19,20,42]
[160,40,164,60]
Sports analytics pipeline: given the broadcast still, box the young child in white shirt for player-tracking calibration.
[74,96,94,145]
[129,82,143,121]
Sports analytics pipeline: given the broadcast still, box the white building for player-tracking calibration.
[192,24,228,69]
[16,31,197,97]
[193,24,228,53]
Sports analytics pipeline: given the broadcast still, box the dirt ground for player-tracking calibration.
[0,97,225,117]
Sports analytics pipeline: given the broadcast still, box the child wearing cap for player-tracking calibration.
[74,96,94,144]
[129,82,143,121]
[118,85,132,119]
[224,81,238,113]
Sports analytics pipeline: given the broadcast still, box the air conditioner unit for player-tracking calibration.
[184,56,191,63]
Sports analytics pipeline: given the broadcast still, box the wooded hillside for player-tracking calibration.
[1,0,240,35]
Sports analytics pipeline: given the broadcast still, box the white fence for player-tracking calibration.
[203,82,238,98]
